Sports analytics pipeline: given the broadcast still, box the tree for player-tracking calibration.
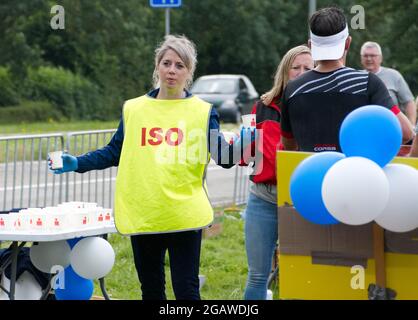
[0,0,416,119]
[174,0,307,94]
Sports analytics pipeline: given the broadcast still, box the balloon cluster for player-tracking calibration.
[290,105,418,232]
[29,236,115,300]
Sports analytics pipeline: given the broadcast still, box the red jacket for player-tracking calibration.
[240,98,283,185]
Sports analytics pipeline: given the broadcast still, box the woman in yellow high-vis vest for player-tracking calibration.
[49,35,255,300]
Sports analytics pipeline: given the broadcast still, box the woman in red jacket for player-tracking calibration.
[242,45,313,300]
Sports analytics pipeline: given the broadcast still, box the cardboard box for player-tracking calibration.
[279,206,373,267]
[276,151,418,300]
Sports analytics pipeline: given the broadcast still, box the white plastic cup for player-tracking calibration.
[47,213,68,231]
[32,213,47,232]
[19,208,37,231]
[83,202,98,209]
[8,213,23,231]
[221,131,238,145]
[68,210,90,229]
[95,210,106,225]
[103,209,114,225]
[0,215,11,232]
[16,213,33,231]
[48,151,63,170]
[28,209,46,230]
[241,114,256,128]
[87,207,103,226]
[98,212,106,224]
[23,208,44,232]
[65,202,84,209]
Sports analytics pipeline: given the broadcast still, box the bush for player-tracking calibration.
[0,67,20,106]
[25,67,104,120]
[0,100,61,124]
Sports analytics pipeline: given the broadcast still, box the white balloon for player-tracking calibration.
[0,271,42,300]
[322,157,389,225]
[29,240,71,273]
[375,164,418,232]
[70,237,115,279]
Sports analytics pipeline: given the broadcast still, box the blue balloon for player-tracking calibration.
[67,237,83,249]
[290,152,345,224]
[339,105,402,167]
[55,266,94,300]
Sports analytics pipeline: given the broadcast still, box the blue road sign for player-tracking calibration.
[150,0,182,8]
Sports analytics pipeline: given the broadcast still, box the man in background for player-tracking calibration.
[361,41,416,125]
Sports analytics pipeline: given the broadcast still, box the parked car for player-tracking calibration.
[191,74,259,123]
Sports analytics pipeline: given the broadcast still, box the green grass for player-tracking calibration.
[96,207,248,300]
[0,119,119,136]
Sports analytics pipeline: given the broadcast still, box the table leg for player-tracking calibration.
[9,241,18,300]
[99,277,110,300]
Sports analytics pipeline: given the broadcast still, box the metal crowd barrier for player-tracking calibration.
[0,133,65,212]
[0,130,117,213]
[65,129,117,209]
[232,165,251,206]
[1,130,249,213]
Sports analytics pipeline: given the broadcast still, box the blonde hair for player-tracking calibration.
[152,35,197,90]
[262,45,311,105]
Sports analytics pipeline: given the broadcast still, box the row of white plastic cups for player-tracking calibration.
[0,209,113,233]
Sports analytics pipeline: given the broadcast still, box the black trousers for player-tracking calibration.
[130,229,202,300]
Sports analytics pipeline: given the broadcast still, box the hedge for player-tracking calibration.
[0,67,20,106]
[0,101,61,124]
[25,67,104,120]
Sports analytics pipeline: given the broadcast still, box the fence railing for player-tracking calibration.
[0,134,65,212]
[1,130,250,213]
[65,130,118,209]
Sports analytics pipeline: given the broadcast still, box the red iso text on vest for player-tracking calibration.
[140,127,184,146]
[140,126,208,165]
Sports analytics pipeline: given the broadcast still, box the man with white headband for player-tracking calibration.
[280,6,414,152]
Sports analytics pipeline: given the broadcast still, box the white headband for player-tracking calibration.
[310,25,349,47]
[310,25,349,60]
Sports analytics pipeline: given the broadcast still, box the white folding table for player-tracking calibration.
[0,225,117,300]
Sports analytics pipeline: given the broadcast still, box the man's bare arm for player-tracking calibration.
[404,100,417,126]
[397,111,414,144]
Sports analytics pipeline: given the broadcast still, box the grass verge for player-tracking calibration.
[97,207,247,300]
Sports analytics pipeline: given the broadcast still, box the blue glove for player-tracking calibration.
[48,153,78,174]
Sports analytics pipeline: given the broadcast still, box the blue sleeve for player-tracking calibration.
[208,106,221,132]
[76,118,124,173]
[209,107,245,169]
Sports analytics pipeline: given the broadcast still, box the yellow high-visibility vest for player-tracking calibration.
[115,94,214,235]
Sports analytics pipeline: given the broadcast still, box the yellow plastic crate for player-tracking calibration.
[277,150,418,300]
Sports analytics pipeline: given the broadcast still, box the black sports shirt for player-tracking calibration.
[280,67,399,152]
